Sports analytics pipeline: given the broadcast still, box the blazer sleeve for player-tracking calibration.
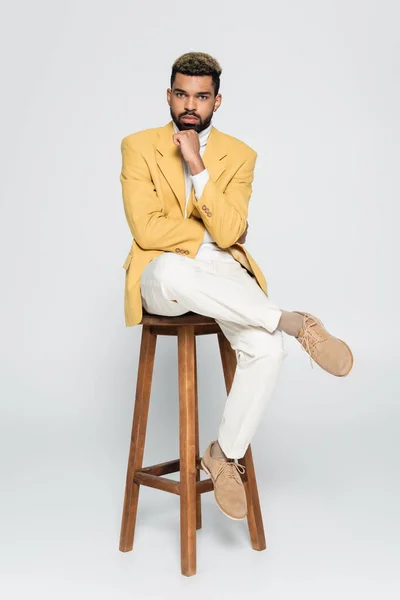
[120,137,205,255]
[191,151,257,249]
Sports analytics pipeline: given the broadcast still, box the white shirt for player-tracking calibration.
[172,120,234,263]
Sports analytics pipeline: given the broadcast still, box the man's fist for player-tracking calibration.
[172,129,200,163]
[236,221,249,244]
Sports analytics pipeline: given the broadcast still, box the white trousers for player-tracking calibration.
[140,251,288,459]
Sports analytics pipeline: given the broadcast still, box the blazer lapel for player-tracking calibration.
[156,120,227,218]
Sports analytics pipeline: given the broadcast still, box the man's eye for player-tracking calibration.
[176,93,207,99]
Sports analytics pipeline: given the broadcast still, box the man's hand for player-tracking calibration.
[173,129,205,175]
[236,221,249,244]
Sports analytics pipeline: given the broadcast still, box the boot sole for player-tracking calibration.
[312,337,355,377]
[335,339,354,377]
[200,458,247,521]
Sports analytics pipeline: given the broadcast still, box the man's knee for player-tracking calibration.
[152,253,195,294]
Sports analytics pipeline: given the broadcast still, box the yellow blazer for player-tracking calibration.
[120,120,269,327]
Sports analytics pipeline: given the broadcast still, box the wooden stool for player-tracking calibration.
[119,308,266,576]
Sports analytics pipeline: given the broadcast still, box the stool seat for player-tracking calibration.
[119,308,266,576]
[140,308,221,335]
[141,307,217,326]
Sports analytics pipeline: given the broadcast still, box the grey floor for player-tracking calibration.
[2,333,398,600]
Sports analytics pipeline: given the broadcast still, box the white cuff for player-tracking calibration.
[190,168,210,199]
[202,228,215,243]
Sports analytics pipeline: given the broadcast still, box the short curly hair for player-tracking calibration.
[170,52,222,96]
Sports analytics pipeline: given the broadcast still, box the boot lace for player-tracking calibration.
[215,460,246,484]
[297,313,326,370]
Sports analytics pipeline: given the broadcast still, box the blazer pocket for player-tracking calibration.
[122,251,133,270]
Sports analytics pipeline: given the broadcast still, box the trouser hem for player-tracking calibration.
[217,431,249,460]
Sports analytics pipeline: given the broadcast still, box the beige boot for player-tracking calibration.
[201,441,247,520]
[294,311,354,376]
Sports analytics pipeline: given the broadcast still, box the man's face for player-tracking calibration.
[167,73,222,134]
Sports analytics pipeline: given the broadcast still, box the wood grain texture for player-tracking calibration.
[178,326,198,576]
[119,325,157,552]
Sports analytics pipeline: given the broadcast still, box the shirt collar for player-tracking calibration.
[172,120,213,148]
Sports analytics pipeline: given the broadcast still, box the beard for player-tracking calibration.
[170,106,213,134]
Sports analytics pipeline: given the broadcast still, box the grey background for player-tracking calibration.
[1,0,399,597]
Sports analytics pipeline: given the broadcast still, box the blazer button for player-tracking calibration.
[202,205,207,210]
[184,250,189,255]
[175,247,180,253]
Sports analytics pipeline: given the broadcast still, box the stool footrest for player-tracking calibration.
[134,472,181,495]
[134,459,215,496]
[140,457,204,476]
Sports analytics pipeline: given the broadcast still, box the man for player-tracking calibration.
[119,52,354,521]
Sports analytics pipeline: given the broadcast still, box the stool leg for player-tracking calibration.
[217,332,267,551]
[178,326,197,577]
[193,337,202,531]
[119,325,157,552]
